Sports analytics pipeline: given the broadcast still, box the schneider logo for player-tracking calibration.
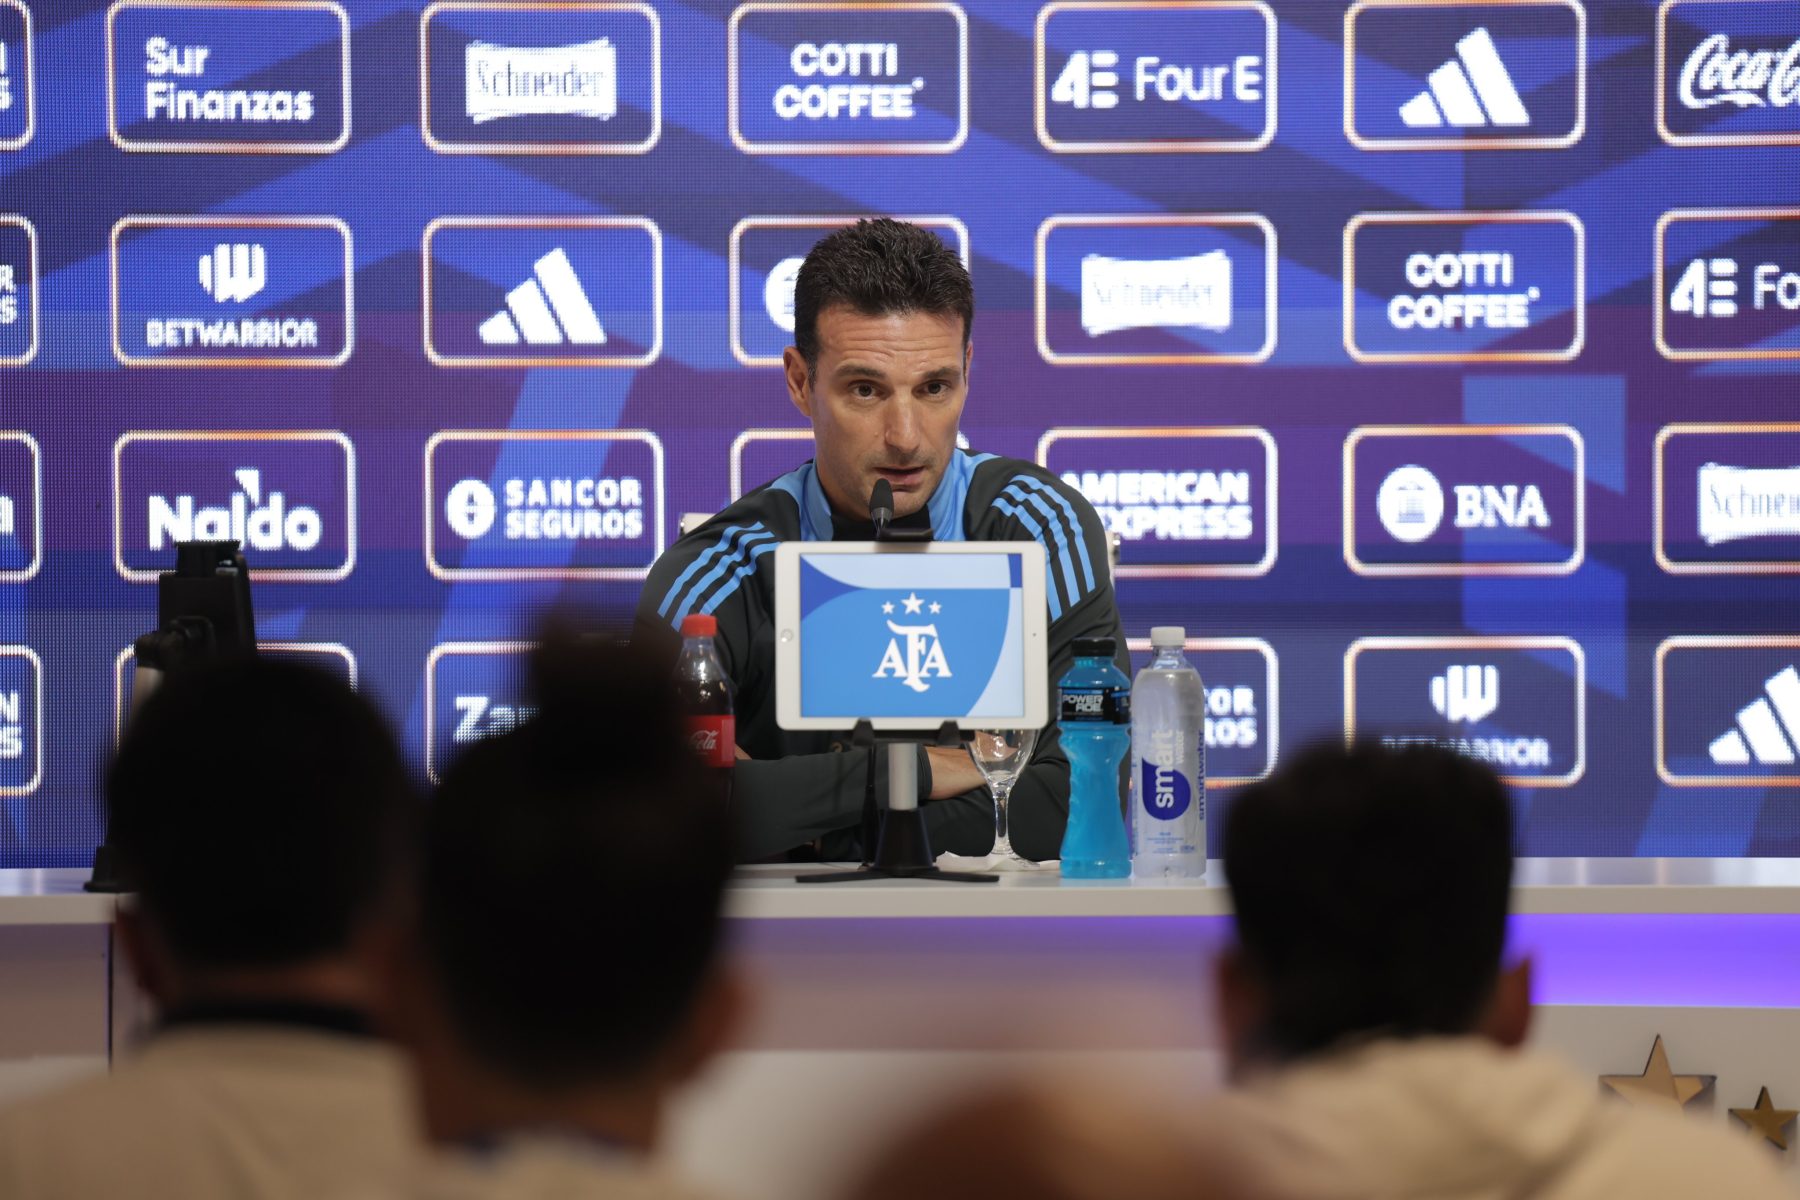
[425,430,665,581]
[421,3,661,155]
[1657,209,1800,361]
[1035,2,1275,153]
[1655,423,1800,574]
[1347,636,1586,787]
[106,1,351,154]
[729,3,968,154]
[1345,212,1585,363]
[1659,0,1800,146]
[1038,427,1276,578]
[1346,425,1584,577]
[113,431,356,583]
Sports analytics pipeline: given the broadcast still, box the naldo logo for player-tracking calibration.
[114,432,356,582]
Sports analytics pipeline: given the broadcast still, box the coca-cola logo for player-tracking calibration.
[690,728,721,753]
[1679,33,1800,110]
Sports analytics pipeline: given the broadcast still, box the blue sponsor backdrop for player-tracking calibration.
[2,0,1800,863]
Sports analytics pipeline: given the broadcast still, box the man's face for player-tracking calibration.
[784,306,969,519]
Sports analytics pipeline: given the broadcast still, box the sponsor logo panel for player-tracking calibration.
[114,641,354,743]
[0,214,36,366]
[1656,208,1800,361]
[421,1,660,154]
[111,216,353,367]
[425,641,535,783]
[1344,211,1584,363]
[0,1,34,151]
[1659,0,1800,147]
[1036,214,1276,365]
[1346,636,1586,786]
[1037,427,1275,577]
[1126,636,1277,785]
[1657,424,1800,574]
[730,216,968,367]
[1344,424,1583,576]
[1035,1,1275,153]
[425,430,665,581]
[423,216,660,367]
[1345,0,1585,150]
[729,2,968,154]
[0,431,40,582]
[106,1,350,153]
[1657,636,1800,786]
[730,429,815,501]
[112,430,356,582]
[0,645,40,796]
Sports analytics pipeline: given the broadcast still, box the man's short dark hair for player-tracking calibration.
[793,218,974,370]
[421,638,735,1090]
[1222,741,1515,1060]
[106,657,415,969]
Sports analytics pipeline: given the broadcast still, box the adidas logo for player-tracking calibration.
[1399,28,1531,130]
[1708,665,1800,765]
[478,248,608,347]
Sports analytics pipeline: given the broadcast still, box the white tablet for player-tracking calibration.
[773,541,1051,733]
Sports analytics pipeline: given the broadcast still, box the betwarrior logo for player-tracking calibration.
[146,467,323,552]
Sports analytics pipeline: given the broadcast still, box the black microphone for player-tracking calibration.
[869,478,895,541]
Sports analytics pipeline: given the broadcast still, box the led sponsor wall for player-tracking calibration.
[1,0,1798,865]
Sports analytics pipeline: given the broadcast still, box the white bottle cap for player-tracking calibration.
[1150,626,1186,649]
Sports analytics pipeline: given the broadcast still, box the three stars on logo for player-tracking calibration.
[881,593,942,615]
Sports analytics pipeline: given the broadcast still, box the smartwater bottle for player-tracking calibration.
[1059,637,1132,880]
[1130,627,1206,880]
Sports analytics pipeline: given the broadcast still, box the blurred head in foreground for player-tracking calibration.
[397,635,742,1150]
[107,656,416,1010]
[1218,741,1524,1072]
[842,1079,1257,1200]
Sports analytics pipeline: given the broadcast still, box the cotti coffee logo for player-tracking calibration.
[1656,209,1800,361]
[1345,425,1584,576]
[421,2,660,154]
[1656,423,1800,574]
[425,430,665,581]
[0,1,34,151]
[0,432,40,583]
[1345,0,1585,150]
[112,431,356,582]
[106,1,350,153]
[1345,212,1584,363]
[425,642,535,783]
[1037,214,1277,364]
[1035,1,1275,153]
[1658,637,1800,786]
[0,646,40,796]
[1346,636,1587,787]
[729,216,969,367]
[111,216,354,367]
[1659,0,1800,147]
[1037,427,1276,577]
[729,2,968,154]
[1126,636,1278,785]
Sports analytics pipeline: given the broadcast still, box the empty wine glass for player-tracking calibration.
[968,728,1039,864]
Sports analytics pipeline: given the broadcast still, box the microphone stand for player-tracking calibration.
[797,482,997,885]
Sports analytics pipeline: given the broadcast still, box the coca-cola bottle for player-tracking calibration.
[674,614,735,802]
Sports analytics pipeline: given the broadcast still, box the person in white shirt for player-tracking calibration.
[0,657,423,1200]
[1195,741,1794,1200]
[377,638,745,1200]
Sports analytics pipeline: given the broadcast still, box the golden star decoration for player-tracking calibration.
[1731,1088,1799,1151]
[1600,1036,1714,1113]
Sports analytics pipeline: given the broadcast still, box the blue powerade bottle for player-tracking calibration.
[1058,637,1132,879]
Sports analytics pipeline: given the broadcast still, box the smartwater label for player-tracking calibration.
[108,1,350,152]
[426,430,664,580]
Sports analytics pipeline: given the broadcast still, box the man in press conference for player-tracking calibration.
[634,219,1127,863]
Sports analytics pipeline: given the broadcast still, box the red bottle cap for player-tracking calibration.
[680,614,718,637]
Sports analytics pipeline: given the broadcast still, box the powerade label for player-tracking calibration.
[1139,751,1197,821]
[1060,685,1129,724]
[686,715,735,768]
